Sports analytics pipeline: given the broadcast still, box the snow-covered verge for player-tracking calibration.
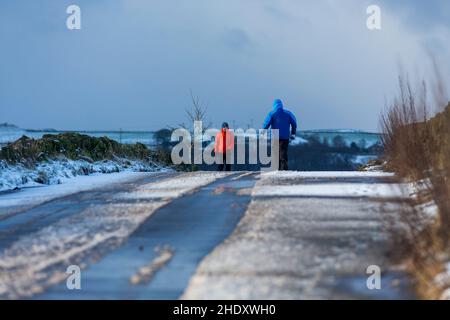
[376,176,449,299]
[0,158,168,192]
[438,263,450,300]
[416,207,450,300]
[386,177,450,299]
[421,205,450,300]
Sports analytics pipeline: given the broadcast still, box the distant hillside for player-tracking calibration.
[0,122,19,129]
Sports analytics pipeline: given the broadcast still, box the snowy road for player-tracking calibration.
[0,171,414,299]
[183,171,414,299]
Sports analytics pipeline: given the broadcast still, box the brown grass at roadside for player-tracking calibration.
[380,72,450,299]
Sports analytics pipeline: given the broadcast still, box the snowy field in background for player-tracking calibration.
[0,127,28,145]
[0,127,381,148]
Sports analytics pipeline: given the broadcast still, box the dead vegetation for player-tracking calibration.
[380,72,450,299]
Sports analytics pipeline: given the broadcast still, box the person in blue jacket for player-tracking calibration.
[263,99,297,170]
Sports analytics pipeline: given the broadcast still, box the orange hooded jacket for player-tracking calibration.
[214,128,234,153]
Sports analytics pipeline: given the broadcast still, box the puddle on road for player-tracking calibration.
[211,174,256,195]
[129,246,174,286]
[213,178,256,189]
[333,271,415,299]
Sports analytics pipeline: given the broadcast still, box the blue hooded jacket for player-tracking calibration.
[263,99,297,140]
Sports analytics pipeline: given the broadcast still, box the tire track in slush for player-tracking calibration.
[0,172,177,251]
[36,172,257,299]
[0,172,231,299]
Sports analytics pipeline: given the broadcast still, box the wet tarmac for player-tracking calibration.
[0,171,416,300]
[36,173,257,299]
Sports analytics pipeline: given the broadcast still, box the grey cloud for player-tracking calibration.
[0,0,449,132]
[221,28,252,50]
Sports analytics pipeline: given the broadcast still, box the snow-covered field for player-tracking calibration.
[0,128,27,146]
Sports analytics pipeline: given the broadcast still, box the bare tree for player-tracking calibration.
[183,89,212,131]
[167,90,212,133]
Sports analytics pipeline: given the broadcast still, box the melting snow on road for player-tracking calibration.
[116,172,232,200]
[254,171,409,199]
[0,171,230,299]
[0,171,161,218]
[182,170,413,299]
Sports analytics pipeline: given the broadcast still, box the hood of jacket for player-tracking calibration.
[273,99,283,111]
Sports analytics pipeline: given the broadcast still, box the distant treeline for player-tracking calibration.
[153,129,383,171]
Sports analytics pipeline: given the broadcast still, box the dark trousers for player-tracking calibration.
[279,139,289,171]
[217,152,231,171]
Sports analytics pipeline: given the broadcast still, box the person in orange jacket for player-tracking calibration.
[214,122,234,171]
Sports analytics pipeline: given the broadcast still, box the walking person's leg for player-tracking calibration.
[283,141,289,170]
[277,139,282,171]
[279,140,289,171]
[217,153,224,171]
[225,152,231,171]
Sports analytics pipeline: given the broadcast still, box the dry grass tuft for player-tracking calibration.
[380,73,450,299]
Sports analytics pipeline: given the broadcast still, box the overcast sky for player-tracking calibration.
[1,0,449,131]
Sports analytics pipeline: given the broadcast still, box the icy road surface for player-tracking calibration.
[0,171,414,299]
[182,171,414,299]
